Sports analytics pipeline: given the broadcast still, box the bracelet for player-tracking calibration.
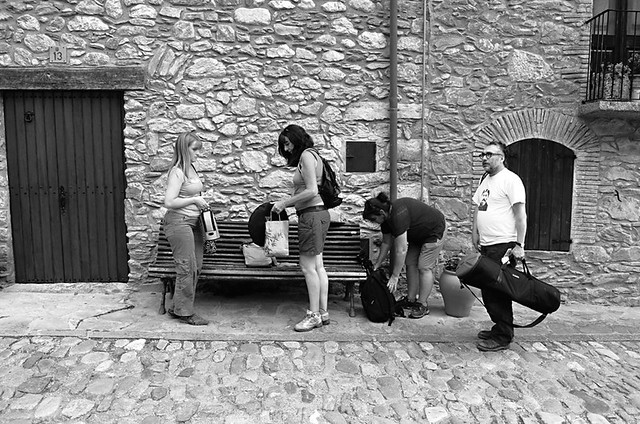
[515,242,522,247]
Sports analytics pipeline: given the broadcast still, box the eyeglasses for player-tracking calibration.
[479,152,502,159]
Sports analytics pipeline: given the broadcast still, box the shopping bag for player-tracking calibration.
[241,242,273,267]
[264,218,289,257]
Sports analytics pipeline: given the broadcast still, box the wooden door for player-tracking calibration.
[506,139,574,252]
[4,90,129,282]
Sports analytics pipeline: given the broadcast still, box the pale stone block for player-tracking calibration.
[323,2,347,13]
[34,396,62,419]
[61,399,95,419]
[130,5,157,19]
[11,393,42,410]
[67,16,109,31]
[234,8,271,25]
[357,31,387,49]
[349,0,375,13]
[17,15,40,31]
[268,1,295,10]
[172,21,195,39]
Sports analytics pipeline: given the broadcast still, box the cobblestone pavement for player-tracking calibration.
[1,335,639,424]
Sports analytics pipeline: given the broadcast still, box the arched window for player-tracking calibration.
[505,139,575,252]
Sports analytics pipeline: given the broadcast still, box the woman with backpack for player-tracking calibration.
[363,193,447,319]
[271,124,330,332]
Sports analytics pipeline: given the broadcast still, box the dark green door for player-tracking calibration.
[506,138,575,252]
[4,90,129,282]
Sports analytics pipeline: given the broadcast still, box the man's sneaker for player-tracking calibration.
[477,330,493,340]
[409,302,430,319]
[396,295,418,310]
[477,339,510,352]
[178,314,209,326]
[294,310,322,332]
[319,309,330,325]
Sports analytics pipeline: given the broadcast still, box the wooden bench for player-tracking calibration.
[148,221,367,317]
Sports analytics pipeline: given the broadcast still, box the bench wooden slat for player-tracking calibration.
[149,221,366,280]
[151,220,365,317]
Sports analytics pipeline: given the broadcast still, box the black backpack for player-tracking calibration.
[312,149,342,209]
[359,261,396,326]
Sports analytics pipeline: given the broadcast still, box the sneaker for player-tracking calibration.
[477,330,493,340]
[477,339,510,352]
[396,295,419,310]
[319,309,330,325]
[409,302,430,319]
[294,310,322,332]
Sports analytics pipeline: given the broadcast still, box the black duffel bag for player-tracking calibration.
[455,252,561,327]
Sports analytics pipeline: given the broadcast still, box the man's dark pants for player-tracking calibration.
[480,242,517,345]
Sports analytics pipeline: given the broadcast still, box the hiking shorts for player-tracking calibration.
[407,232,445,273]
[297,208,330,256]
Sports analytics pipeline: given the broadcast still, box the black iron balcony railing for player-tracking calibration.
[586,9,640,102]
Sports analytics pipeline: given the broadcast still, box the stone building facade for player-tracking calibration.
[0,0,637,305]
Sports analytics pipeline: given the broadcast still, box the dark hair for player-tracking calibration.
[362,192,391,221]
[277,124,314,167]
[487,141,508,167]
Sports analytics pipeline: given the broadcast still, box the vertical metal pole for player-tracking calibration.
[389,0,398,201]
[420,0,428,202]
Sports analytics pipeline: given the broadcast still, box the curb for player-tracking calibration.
[1,330,638,343]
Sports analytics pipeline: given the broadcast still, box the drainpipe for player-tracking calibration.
[389,0,398,201]
[419,0,428,202]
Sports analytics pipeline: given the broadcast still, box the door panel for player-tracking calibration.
[4,90,129,282]
[506,139,574,252]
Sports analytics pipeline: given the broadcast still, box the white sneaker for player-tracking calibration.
[294,310,322,332]
[319,309,330,325]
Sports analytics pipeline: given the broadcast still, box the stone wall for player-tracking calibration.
[427,0,640,305]
[0,0,427,284]
[0,0,638,305]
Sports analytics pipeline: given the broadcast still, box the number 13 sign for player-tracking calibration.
[49,46,67,64]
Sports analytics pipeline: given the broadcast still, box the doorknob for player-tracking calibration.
[59,186,66,214]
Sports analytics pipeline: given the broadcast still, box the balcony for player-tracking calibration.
[579,9,640,118]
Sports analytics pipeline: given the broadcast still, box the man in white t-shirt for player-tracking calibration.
[471,141,527,352]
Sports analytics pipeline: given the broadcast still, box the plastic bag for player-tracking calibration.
[242,243,273,267]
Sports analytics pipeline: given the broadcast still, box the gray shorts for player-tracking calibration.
[297,209,330,256]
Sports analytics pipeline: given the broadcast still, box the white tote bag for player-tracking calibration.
[264,217,289,257]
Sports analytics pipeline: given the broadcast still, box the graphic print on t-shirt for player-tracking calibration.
[478,189,489,211]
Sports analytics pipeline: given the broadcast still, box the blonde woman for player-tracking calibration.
[163,132,209,325]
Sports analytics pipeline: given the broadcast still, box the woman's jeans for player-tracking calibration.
[163,210,203,317]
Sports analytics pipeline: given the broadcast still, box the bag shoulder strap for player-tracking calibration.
[510,313,548,328]
[300,148,323,178]
[461,280,549,329]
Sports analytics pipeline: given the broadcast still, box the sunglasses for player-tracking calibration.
[479,152,502,159]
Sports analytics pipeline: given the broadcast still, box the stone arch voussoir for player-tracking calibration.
[473,109,600,246]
